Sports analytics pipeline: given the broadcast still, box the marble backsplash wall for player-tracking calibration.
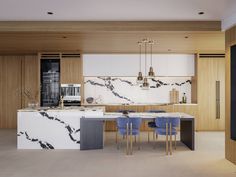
[84,77,192,104]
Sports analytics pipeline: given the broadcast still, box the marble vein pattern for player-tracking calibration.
[17,111,81,149]
[84,76,192,104]
[17,131,54,149]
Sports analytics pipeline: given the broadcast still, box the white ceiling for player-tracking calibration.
[0,0,236,29]
[0,0,234,21]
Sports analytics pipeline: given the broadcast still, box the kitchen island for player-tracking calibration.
[18,107,195,151]
[17,107,104,149]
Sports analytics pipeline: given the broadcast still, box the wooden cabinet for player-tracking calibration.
[0,56,23,128]
[60,56,83,102]
[60,57,83,84]
[197,56,225,131]
[0,55,39,128]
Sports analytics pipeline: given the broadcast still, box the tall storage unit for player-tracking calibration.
[40,54,60,107]
[197,54,225,131]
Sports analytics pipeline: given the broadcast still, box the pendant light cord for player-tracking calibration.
[145,41,147,76]
[139,42,142,72]
[150,42,153,67]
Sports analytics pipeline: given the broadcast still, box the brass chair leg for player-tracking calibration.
[174,134,177,150]
[166,123,169,155]
[170,123,172,155]
[154,130,157,149]
[135,136,137,143]
[148,129,150,142]
[116,127,118,144]
[156,133,158,140]
[130,123,133,155]
[138,134,141,150]
[126,123,129,155]
[117,134,120,150]
[153,131,155,141]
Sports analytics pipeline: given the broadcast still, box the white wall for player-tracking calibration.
[83,54,195,77]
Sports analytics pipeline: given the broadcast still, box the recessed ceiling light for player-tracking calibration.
[168,49,172,52]
[185,36,189,39]
[198,12,204,15]
[47,12,54,15]
[62,36,67,39]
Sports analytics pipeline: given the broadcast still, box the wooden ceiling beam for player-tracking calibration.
[0,21,221,32]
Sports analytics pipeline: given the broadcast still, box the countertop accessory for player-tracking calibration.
[86,97,94,104]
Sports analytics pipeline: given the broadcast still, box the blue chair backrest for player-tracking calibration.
[155,117,180,128]
[147,110,166,113]
[116,117,142,130]
[129,117,142,130]
[117,117,130,129]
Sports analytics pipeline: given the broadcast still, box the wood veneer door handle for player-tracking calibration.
[216,81,220,119]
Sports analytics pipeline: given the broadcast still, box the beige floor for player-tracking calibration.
[0,130,236,177]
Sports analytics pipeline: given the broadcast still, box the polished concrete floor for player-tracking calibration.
[0,130,235,177]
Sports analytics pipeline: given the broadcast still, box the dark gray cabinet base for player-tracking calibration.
[80,119,104,150]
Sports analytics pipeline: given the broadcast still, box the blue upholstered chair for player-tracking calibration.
[146,110,166,142]
[115,110,136,143]
[116,117,142,155]
[155,117,180,155]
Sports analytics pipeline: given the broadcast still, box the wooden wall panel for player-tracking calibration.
[191,55,198,103]
[0,56,23,128]
[197,57,225,131]
[0,21,221,32]
[225,26,236,164]
[22,55,39,108]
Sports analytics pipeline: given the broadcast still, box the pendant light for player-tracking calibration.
[148,40,155,78]
[142,38,149,90]
[136,41,143,84]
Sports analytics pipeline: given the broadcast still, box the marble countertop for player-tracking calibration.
[18,106,105,112]
[84,112,194,120]
[82,103,198,106]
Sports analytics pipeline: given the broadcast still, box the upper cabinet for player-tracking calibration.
[60,54,83,84]
[83,54,195,77]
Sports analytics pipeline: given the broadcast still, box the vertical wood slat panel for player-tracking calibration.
[22,55,40,108]
[0,56,23,128]
[0,55,39,128]
[225,26,236,164]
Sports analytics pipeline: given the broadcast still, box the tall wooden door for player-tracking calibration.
[197,57,225,130]
[0,56,23,128]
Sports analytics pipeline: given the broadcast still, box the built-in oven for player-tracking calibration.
[60,84,81,106]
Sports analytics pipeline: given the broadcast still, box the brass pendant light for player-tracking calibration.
[137,41,143,84]
[142,38,149,90]
[148,40,155,78]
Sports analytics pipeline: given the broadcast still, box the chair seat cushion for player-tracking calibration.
[118,129,140,136]
[155,128,177,135]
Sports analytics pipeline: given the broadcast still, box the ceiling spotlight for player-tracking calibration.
[47,12,54,15]
[62,36,67,39]
[198,11,204,15]
[168,49,172,52]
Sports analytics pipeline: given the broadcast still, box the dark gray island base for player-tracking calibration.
[80,113,195,151]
